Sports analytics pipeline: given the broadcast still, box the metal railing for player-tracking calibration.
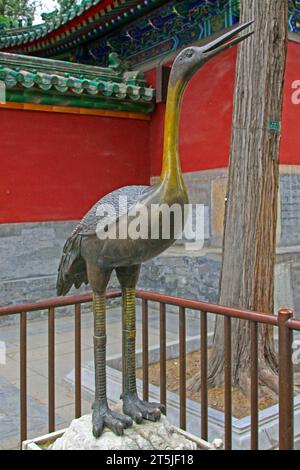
[0,291,119,447]
[0,290,299,450]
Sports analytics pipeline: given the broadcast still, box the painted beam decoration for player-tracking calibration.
[289,0,300,33]
[0,51,155,113]
[84,0,240,67]
[0,0,168,56]
[0,0,299,71]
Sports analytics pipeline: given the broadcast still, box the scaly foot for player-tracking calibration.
[92,401,133,438]
[123,394,165,424]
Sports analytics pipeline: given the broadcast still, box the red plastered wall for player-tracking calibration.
[1,42,299,223]
[148,47,237,177]
[148,41,300,177]
[281,41,300,165]
[0,109,150,223]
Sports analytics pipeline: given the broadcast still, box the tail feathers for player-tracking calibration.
[57,226,88,296]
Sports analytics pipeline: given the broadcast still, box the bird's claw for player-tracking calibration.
[92,402,133,438]
[123,394,165,424]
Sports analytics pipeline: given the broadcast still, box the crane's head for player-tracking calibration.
[170,21,254,86]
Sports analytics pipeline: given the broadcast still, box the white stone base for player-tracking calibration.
[51,412,197,451]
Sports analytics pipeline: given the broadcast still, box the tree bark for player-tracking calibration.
[189,0,289,395]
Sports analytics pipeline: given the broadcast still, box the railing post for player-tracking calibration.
[159,303,167,410]
[75,304,81,419]
[278,308,294,450]
[179,307,186,430]
[224,316,232,450]
[48,307,55,433]
[20,312,27,447]
[142,299,149,401]
[200,311,208,441]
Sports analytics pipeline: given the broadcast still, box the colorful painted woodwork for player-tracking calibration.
[0,1,299,68]
[0,0,168,55]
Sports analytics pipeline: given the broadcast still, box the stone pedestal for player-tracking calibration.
[51,408,197,451]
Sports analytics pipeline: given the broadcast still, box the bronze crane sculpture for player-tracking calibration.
[57,21,253,438]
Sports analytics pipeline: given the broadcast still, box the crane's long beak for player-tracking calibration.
[200,21,254,60]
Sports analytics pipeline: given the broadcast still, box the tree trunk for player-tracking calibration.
[189,0,289,395]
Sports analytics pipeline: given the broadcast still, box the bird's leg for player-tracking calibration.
[92,292,132,437]
[122,287,165,423]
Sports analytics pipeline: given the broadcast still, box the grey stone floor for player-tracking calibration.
[0,303,202,450]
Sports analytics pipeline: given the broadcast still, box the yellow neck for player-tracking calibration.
[160,79,186,194]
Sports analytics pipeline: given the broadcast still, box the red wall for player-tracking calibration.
[148,41,300,177]
[1,41,300,224]
[0,109,150,223]
[148,47,237,176]
[281,41,300,165]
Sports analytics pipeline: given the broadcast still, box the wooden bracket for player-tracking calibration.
[156,65,171,103]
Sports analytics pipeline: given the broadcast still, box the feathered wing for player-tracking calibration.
[56,185,153,296]
[78,185,153,235]
[56,224,88,296]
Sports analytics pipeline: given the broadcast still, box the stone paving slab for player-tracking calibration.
[0,376,63,441]
[0,356,36,383]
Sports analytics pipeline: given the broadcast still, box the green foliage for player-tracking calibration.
[0,14,10,28]
[0,0,39,27]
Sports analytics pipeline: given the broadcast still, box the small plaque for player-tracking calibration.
[268,120,281,133]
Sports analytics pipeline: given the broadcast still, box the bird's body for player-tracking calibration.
[57,181,188,295]
[57,21,253,438]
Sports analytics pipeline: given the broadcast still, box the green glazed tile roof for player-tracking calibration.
[0,0,108,48]
[0,51,155,113]
[0,0,165,51]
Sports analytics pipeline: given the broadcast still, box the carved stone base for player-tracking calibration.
[51,405,197,451]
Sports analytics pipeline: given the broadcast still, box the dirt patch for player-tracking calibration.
[136,351,277,419]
